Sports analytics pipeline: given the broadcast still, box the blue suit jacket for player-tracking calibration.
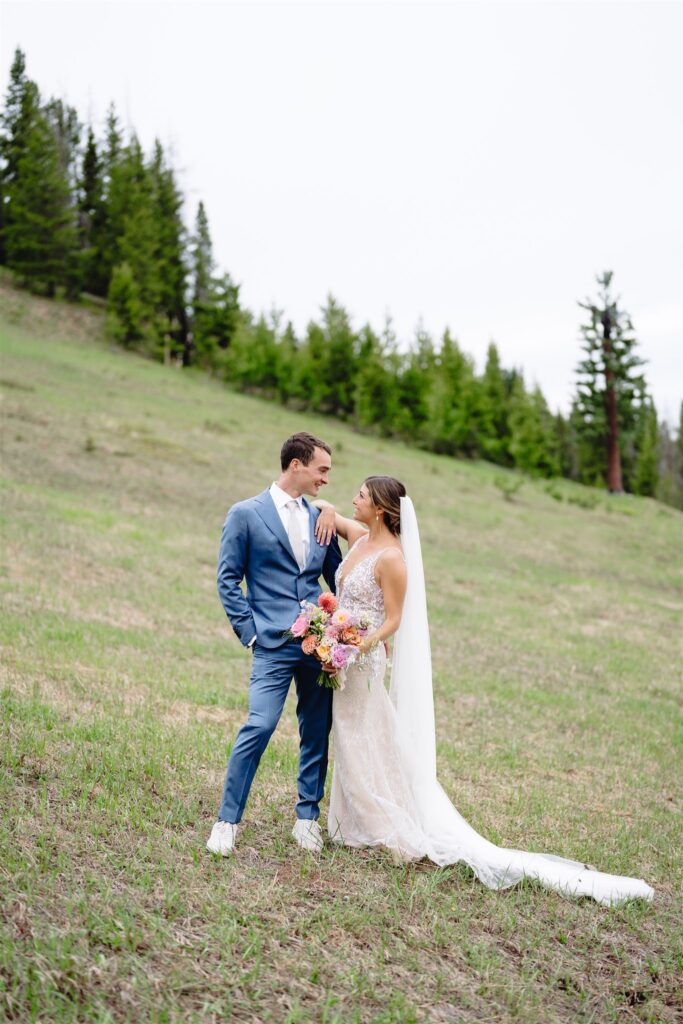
[217,488,343,649]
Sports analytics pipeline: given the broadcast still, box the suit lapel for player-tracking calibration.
[254,489,300,570]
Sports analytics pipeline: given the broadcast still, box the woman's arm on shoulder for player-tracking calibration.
[313,500,366,546]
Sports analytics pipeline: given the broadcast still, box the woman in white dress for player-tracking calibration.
[314,476,654,908]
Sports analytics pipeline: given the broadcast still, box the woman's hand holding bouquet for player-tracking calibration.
[287,593,370,689]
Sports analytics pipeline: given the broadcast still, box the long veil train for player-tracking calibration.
[388,497,654,907]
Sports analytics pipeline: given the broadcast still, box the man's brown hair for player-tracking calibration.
[280,432,332,470]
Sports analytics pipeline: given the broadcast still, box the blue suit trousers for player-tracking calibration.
[217,641,333,824]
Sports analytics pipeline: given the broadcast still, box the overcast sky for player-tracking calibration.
[2,0,682,421]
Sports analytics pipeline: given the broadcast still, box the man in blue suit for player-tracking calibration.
[207,432,343,856]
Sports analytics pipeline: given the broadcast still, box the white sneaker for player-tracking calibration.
[292,818,324,852]
[206,820,238,856]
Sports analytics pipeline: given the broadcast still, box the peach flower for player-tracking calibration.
[318,592,338,613]
[301,635,317,656]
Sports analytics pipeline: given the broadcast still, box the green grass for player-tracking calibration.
[1,273,682,1022]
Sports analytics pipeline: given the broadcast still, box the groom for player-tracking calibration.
[207,432,343,856]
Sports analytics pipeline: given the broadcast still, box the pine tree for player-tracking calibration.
[225,313,279,391]
[479,342,512,464]
[41,97,81,296]
[4,100,77,295]
[632,398,659,497]
[149,139,188,362]
[107,261,145,347]
[191,201,213,307]
[276,321,299,404]
[104,104,122,170]
[189,199,216,368]
[508,379,559,477]
[189,202,240,369]
[44,97,81,192]
[0,50,29,177]
[319,295,358,418]
[428,330,483,457]
[209,273,241,353]
[106,135,165,356]
[78,126,107,295]
[0,49,38,266]
[394,329,433,441]
[97,107,128,294]
[355,324,397,435]
[295,320,332,412]
[574,271,646,492]
[118,202,160,313]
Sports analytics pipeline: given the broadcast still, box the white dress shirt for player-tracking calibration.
[269,481,310,568]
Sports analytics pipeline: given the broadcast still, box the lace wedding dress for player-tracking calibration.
[328,515,655,908]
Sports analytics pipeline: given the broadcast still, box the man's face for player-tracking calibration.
[293,447,332,496]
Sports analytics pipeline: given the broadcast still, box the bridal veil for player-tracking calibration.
[388,497,654,906]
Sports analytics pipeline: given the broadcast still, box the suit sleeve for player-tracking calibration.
[217,504,257,647]
[322,533,343,594]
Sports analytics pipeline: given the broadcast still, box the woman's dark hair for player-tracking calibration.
[364,476,406,535]
[281,432,332,470]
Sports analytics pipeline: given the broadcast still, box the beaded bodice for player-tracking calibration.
[335,536,388,630]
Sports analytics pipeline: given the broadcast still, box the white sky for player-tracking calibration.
[2,0,682,421]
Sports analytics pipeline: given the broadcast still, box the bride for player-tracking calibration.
[314,476,654,908]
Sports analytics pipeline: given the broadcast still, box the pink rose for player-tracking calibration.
[291,614,308,638]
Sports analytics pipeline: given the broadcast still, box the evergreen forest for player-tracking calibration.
[2,49,681,507]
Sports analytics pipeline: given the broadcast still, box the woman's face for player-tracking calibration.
[352,483,377,524]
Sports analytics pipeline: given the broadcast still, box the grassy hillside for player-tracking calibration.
[1,274,682,1023]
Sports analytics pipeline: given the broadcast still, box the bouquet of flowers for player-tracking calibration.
[287,592,370,689]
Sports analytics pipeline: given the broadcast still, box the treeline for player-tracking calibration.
[1,49,681,507]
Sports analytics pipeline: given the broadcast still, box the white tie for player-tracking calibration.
[285,499,305,571]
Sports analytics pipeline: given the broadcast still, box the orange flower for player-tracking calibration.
[318,592,338,613]
[301,635,317,656]
[340,628,362,646]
